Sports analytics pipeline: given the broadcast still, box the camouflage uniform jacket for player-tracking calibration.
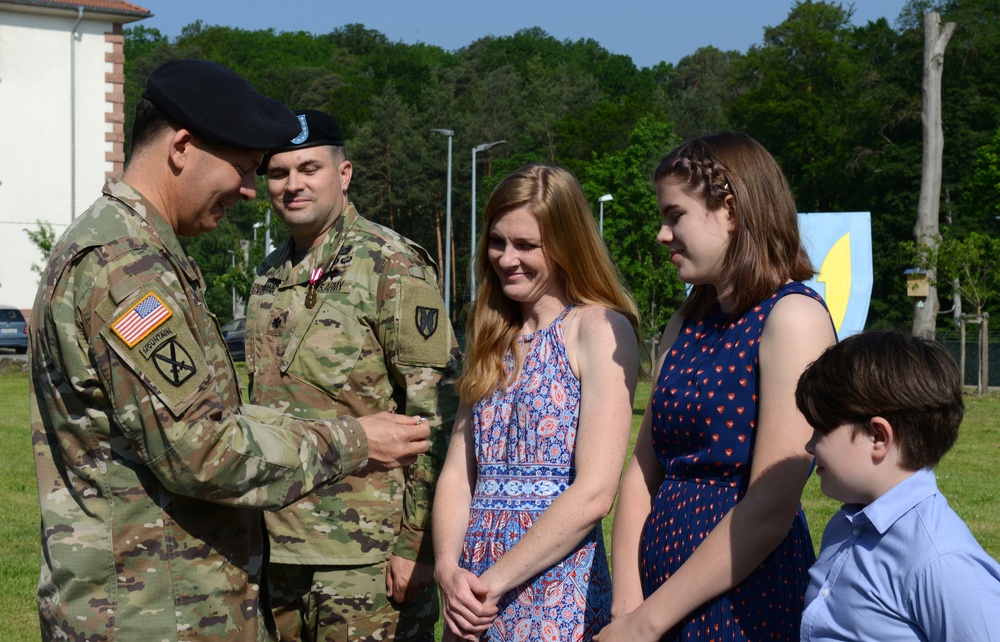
[247,202,459,566]
[29,177,370,642]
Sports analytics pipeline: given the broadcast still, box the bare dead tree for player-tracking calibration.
[912,11,956,339]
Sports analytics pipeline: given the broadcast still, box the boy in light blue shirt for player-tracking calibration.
[795,330,1000,641]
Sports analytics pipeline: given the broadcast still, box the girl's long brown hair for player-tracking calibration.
[654,131,814,320]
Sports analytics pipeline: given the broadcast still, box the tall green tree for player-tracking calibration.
[965,126,1000,225]
[351,83,424,236]
[934,0,1000,234]
[521,58,599,163]
[662,46,739,140]
[731,1,863,211]
[583,116,684,336]
[937,232,1000,317]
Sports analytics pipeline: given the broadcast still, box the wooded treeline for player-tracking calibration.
[123,0,1000,339]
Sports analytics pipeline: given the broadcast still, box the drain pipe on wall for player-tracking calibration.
[70,5,84,221]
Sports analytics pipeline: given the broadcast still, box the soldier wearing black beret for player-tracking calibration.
[258,108,346,175]
[249,108,459,642]
[28,59,430,641]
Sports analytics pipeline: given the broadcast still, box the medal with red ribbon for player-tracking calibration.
[305,267,323,309]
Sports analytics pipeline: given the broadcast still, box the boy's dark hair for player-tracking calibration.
[795,330,964,470]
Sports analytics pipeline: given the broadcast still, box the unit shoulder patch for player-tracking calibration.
[397,280,450,368]
[151,338,198,387]
[415,306,439,339]
[102,286,209,417]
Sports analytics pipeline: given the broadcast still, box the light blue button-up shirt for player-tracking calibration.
[801,468,1000,641]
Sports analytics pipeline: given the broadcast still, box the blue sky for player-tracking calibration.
[135,0,911,69]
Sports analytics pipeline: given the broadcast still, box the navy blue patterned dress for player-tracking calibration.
[640,283,825,641]
[461,306,611,641]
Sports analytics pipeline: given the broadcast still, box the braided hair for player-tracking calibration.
[654,131,814,320]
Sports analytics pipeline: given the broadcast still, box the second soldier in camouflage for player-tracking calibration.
[249,110,459,641]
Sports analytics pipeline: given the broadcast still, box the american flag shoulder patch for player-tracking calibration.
[111,292,173,348]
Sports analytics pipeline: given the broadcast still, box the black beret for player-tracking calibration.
[143,59,300,150]
[257,109,346,175]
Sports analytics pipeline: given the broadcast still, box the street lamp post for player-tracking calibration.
[471,140,506,301]
[264,209,272,256]
[226,250,236,319]
[252,221,262,260]
[598,193,614,236]
[252,212,273,257]
[431,128,454,318]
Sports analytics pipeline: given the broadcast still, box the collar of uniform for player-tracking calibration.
[102,177,201,284]
[267,202,361,286]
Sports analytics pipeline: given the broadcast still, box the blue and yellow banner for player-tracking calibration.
[798,212,872,339]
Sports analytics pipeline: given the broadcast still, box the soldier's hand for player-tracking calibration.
[359,413,430,471]
[386,555,434,603]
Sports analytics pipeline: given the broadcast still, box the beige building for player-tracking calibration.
[0,0,149,315]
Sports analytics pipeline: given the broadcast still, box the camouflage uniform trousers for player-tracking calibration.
[270,560,438,642]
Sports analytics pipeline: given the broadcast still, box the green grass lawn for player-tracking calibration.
[3,370,998,641]
[0,367,40,640]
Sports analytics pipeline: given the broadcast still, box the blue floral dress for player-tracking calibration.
[461,306,611,641]
[640,283,826,641]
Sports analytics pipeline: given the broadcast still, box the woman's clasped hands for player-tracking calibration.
[437,563,499,641]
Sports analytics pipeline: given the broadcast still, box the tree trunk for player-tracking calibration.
[959,316,967,388]
[434,207,444,291]
[912,12,956,339]
[980,313,989,396]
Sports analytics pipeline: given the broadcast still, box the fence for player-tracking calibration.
[939,337,1000,389]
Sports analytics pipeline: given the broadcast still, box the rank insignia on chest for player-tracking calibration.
[415,306,439,339]
[112,292,172,347]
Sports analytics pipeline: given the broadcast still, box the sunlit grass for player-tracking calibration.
[0,367,39,641]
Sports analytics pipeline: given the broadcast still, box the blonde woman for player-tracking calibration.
[433,165,642,641]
